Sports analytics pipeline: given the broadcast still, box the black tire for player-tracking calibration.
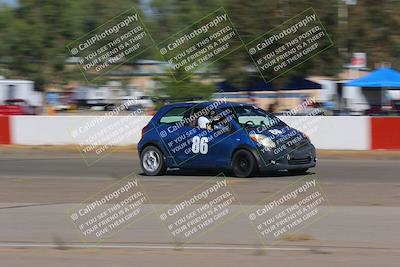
[140,146,166,176]
[232,149,258,178]
[287,168,308,175]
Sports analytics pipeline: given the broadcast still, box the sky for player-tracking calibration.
[0,0,18,7]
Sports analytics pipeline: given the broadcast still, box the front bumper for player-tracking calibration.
[256,140,317,171]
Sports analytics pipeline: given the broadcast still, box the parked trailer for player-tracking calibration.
[0,79,42,107]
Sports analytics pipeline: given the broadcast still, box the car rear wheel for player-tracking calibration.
[140,146,166,176]
[287,168,308,175]
[232,149,257,178]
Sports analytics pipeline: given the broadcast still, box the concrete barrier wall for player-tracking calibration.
[279,116,370,150]
[10,116,152,146]
[0,115,398,150]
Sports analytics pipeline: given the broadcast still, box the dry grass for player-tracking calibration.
[317,149,400,159]
[278,233,314,242]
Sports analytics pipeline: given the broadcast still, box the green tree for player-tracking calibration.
[0,0,143,88]
[149,0,344,87]
[154,69,214,109]
[346,0,400,69]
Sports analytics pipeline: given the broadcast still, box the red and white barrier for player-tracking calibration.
[280,116,370,150]
[0,115,399,150]
[371,117,400,150]
[9,115,152,146]
[0,116,11,144]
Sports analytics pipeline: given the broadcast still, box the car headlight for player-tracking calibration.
[301,132,310,141]
[249,134,276,150]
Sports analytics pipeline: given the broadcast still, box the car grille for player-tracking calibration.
[288,157,311,165]
[293,139,310,150]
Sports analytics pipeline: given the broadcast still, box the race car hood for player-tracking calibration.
[247,124,308,145]
[246,124,312,156]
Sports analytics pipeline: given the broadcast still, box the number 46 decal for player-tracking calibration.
[192,136,208,154]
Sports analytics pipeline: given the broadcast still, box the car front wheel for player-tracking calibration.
[232,149,258,178]
[140,146,166,176]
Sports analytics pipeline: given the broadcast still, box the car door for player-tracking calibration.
[152,105,193,166]
[179,108,240,169]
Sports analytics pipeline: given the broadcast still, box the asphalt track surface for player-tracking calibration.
[0,148,399,266]
[0,149,399,183]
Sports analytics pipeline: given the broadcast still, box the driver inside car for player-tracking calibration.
[197,116,211,130]
[197,110,221,130]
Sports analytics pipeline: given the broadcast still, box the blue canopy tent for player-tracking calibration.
[345,67,400,108]
[345,67,400,88]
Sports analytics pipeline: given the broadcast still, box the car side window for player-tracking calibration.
[184,107,202,128]
[159,107,189,124]
[184,107,233,131]
[212,108,234,130]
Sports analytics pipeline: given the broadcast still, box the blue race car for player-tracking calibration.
[138,101,316,177]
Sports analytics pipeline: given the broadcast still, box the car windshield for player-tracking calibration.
[229,105,286,128]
